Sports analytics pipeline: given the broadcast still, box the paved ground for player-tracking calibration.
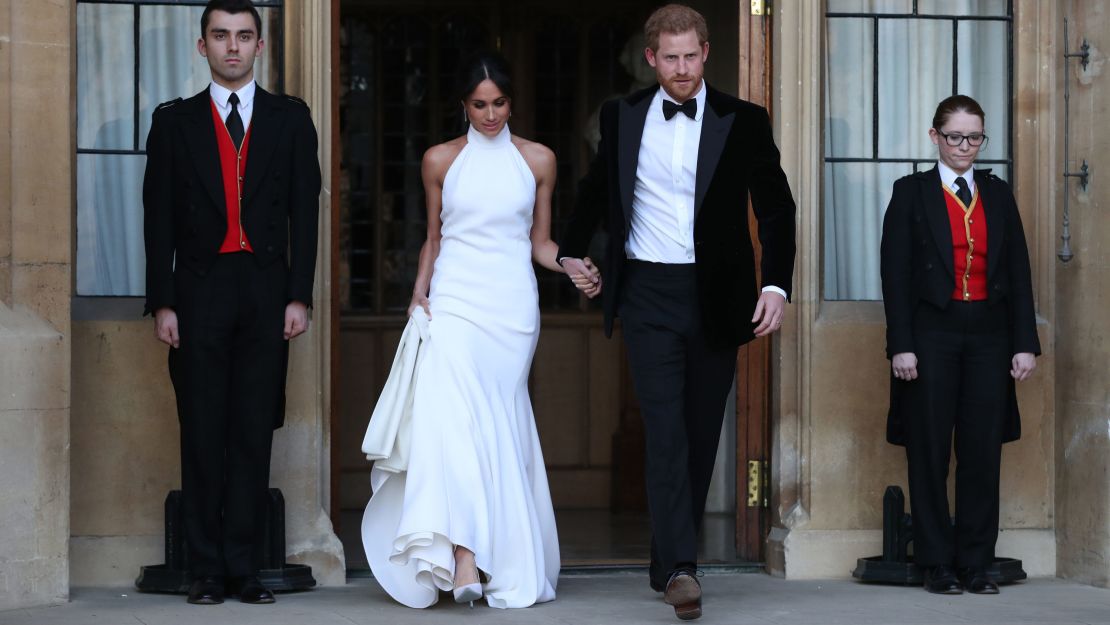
[4,573,1110,625]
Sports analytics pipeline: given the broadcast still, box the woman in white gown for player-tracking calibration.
[361,52,599,609]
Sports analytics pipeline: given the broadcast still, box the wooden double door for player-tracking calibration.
[333,0,773,566]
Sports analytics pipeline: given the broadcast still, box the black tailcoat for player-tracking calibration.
[880,166,1041,445]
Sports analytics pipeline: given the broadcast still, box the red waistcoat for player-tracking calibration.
[943,185,988,301]
[210,99,254,254]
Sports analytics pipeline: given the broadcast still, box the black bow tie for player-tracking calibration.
[662,99,697,121]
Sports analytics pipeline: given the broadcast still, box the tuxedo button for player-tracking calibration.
[266,245,274,252]
[925,262,933,270]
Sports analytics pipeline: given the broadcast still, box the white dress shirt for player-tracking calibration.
[626,83,705,264]
[209,80,256,130]
[937,160,975,198]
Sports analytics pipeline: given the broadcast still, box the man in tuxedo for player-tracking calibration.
[558,4,795,620]
[143,0,320,605]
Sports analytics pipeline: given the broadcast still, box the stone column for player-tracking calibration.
[270,0,345,585]
[1055,0,1110,588]
[0,0,73,610]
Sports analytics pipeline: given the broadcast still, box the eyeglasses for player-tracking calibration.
[935,130,989,147]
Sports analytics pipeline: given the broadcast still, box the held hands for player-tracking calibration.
[562,257,602,299]
[1011,352,1036,381]
[408,293,431,319]
[751,291,786,337]
[154,307,180,348]
[891,352,918,381]
[284,301,309,340]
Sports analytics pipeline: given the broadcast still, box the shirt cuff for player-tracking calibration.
[761,285,787,299]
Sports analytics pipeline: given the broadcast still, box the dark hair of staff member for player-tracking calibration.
[880,94,1040,596]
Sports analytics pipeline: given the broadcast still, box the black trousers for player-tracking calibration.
[903,300,1010,568]
[169,253,288,578]
[619,260,738,585]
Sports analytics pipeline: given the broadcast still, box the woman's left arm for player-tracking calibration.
[1001,177,1041,375]
[525,143,564,273]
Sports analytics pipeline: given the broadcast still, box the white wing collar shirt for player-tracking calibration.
[626,81,707,265]
[209,79,257,128]
[937,159,975,197]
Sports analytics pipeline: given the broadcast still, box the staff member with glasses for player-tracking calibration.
[880,95,1040,596]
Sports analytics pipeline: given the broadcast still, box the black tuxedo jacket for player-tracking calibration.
[143,86,320,315]
[880,166,1041,445]
[558,84,797,348]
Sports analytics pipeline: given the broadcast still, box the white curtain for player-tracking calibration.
[76,4,278,296]
[823,0,1008,300]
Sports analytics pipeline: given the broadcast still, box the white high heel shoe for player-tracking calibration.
[452,548,482,607]
[452,579,482,607]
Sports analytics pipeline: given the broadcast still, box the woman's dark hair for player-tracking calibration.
[456,51,514,103]
[932,94,985,129]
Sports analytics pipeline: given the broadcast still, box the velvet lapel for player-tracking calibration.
[921,165,955,279]
[182,89,225,216]
[241,87,283,211]
[618,87,655,228]
[975,169,1005,281]
[694,87,734,218]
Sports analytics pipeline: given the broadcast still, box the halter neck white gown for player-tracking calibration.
[362,124,560,609]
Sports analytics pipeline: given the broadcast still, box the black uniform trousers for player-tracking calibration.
[619,260,738,586]
[169,252,289,578]
[903,300,1010,568]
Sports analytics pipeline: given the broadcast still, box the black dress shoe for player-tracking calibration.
[186,576,225,605]
[962,567,1000,594]
[231,576,275,604]
[663,569,702,620]
[923,565,963,594]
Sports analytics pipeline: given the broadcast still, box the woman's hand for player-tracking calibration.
[892,352,918,381]
[1011,352,1036,381]
[568,257,602,299]
[408,293,431,318]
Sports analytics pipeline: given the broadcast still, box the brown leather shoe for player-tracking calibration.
[663,570,702,620]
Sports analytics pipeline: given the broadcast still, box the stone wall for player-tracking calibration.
[1055,0,1110,588]
[0,0,73,610]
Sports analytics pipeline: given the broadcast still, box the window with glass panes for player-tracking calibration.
[75,0,283,297]
[823,0,1012,301]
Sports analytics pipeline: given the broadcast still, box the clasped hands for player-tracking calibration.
[560,257,602,299]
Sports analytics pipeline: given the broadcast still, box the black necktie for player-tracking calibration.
[955,176,972,207]
[662,99,697,121]
[226,92,245,150]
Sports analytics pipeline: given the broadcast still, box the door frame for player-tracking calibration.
[734,3,774,563]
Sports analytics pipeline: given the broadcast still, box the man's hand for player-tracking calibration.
[562,257,602,299]
[891,352,918,381]
[154,307,180,348]
[751,291,786,337]
[284,301,309,340]
[1011,352,1036,381]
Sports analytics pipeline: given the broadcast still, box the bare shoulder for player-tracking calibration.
[422,137,467,180]
[512,136,556,175]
